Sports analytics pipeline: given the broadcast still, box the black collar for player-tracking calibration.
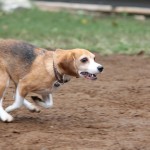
[53,61,64,84]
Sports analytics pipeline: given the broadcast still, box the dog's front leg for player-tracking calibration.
[31,94,53,109]
[23,99,40,113]
[11,92,40,113]
[5,85,24,113]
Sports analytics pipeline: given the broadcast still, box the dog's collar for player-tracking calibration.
[53,51,64,84]
[53,61,64,84]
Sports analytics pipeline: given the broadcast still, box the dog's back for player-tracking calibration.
[0,39,37,83]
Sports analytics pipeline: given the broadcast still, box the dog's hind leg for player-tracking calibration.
[0,72,13,122]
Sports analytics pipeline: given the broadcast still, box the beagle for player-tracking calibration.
[0,39,103,122]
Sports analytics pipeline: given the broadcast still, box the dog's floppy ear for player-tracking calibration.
[57,50,78,77]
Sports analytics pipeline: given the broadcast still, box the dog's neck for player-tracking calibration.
[52,50,80,84]
[53,61,64,84]
[53,51,72,84]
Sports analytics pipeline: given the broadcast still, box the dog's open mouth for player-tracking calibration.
[80,72,97,80]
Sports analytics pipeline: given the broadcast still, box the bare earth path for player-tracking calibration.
[0,54,150,150]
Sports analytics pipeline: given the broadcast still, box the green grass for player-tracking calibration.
[0,8,150,54]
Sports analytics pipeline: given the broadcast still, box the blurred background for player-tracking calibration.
[0,0,150,54]
[0,2,150,149]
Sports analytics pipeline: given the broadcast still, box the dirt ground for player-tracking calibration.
[0,54,150,150]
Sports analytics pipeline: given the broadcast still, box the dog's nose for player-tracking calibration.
[97,66,104,72]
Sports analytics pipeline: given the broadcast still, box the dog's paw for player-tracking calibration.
[29,105,41,113]
[0,112,13,122]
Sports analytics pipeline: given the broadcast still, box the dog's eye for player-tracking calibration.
[94,57,96,61]
[81,57,88,63]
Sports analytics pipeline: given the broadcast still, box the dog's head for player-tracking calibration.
[56,49,103,80]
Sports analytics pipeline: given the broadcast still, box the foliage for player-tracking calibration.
[0,9,150,54]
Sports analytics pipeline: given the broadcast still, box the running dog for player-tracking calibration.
[0,39,103,122]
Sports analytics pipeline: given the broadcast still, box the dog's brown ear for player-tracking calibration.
[57,51,78,77]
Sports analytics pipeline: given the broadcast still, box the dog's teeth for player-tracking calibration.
[81,72,87,75]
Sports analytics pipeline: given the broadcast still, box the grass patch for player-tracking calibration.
[0,9,150,54]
